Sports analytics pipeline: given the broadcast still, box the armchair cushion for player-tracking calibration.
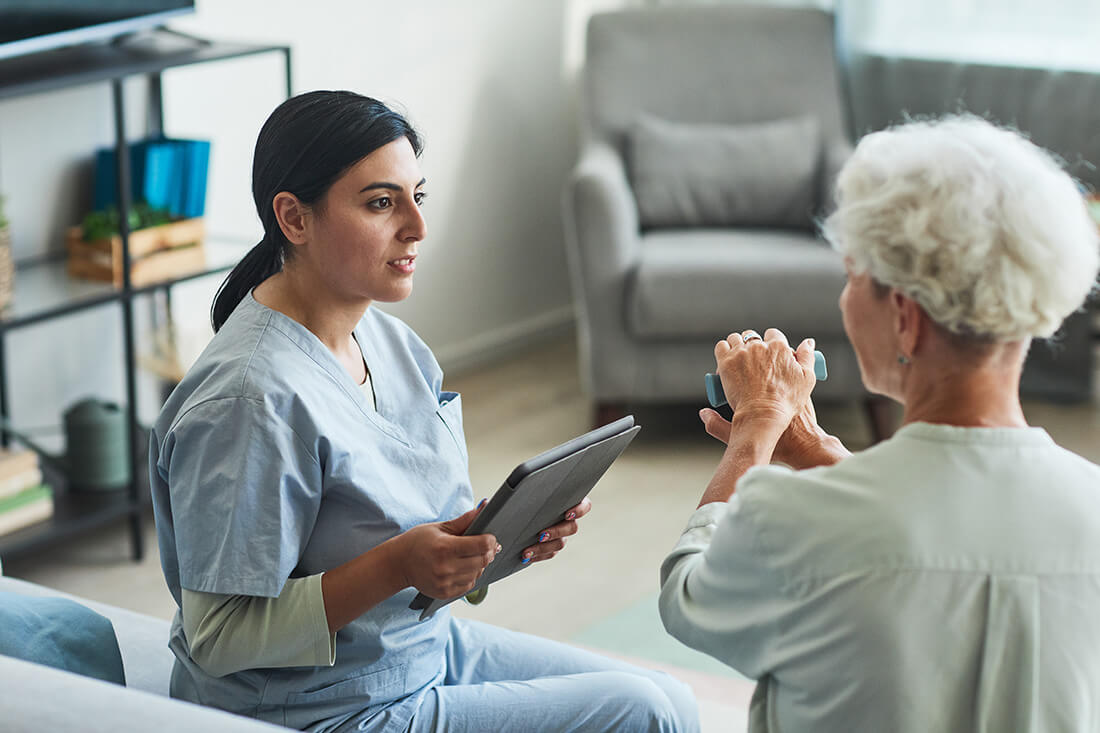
[627,114,821,230]
[0,590,126,685]
[626,229,848,340]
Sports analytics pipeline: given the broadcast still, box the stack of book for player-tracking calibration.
[0,447,53,537]
[93,136,211,220]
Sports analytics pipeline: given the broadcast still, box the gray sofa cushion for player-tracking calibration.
[626,229,848,340]
[628,115,821,230]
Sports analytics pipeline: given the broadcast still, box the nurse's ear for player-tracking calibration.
[272,191,312,247]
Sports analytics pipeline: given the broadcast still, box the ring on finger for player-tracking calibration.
[741,330,762,343]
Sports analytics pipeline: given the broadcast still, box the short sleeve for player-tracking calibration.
[157,397,322,598]
[659,466,802,679]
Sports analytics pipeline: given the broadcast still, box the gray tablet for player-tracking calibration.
[409,415,641,620]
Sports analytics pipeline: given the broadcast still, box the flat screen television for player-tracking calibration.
[0,1,195,61]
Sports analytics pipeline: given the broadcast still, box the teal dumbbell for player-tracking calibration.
[705,351,827,408]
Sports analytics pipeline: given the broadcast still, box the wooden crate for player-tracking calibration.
[67,218,205,288]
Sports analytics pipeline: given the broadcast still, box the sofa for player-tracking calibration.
[0,567,283,732]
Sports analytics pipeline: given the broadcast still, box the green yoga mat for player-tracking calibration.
[569,592,748,680]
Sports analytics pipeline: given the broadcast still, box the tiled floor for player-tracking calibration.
[5,335,1099,731]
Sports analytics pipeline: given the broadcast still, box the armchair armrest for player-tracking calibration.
[562,141,643,400]
[562,140,641,285]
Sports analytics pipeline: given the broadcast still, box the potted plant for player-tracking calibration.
[66,203,205,288]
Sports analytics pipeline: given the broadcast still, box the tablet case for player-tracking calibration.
[409,416,641,620]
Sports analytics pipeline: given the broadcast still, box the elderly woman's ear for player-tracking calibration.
[890,290,921,363]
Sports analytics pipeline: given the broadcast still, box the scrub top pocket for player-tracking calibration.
[437,392,468,466]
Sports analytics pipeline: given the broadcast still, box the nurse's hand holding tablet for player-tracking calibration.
[396,495,592,602]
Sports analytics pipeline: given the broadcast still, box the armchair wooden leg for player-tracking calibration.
[594,402,628,429]
[863,395,898,444]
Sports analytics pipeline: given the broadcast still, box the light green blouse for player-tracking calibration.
[661,422,1100,732]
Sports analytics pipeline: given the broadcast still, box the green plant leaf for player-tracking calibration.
[81,202,174,240]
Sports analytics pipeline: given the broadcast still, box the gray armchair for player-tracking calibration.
[562,6,871,428]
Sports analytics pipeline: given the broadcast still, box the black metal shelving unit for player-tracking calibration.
[0,31,291,562]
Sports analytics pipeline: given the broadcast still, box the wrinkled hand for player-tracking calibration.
[398,506,500,600]
[700,396,822,467]
[519,497,592,565]
[714,328,817,429]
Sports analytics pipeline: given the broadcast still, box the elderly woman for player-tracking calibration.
[659,115,1100,732]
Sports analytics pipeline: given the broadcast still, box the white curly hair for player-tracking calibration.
[822,115,1099,341]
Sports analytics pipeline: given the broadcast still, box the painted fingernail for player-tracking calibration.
[565,511,576,521]
[521,556,531,564]
[538,532,550,543]
[477,498,487,509]
[496,543,502,554]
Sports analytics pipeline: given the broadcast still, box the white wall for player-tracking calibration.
[0,0,635,434]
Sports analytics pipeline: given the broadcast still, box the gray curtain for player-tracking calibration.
[837,0,1100,188]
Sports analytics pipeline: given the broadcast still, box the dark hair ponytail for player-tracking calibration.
[210,90,422,332]
[210,236,282,332]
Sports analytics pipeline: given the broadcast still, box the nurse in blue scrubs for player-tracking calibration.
[149,90,698,733]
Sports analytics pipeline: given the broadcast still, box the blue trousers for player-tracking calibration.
[404,617,699,733]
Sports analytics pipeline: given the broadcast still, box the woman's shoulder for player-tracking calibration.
[731,436,940,536]
[737,423,1100,543]
[735,462,871,519]
[195,304,313,392]
[156,307,329,435]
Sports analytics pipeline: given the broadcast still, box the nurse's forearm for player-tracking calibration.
[321,537,408,633]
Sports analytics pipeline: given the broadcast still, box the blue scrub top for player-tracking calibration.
[149,292,474,731]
